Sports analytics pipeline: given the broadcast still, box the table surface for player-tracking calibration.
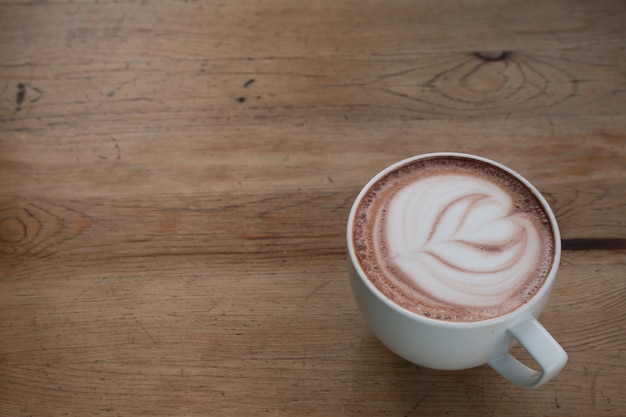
[1,1,625,416]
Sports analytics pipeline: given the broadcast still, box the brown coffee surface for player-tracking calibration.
[352,156,555,322]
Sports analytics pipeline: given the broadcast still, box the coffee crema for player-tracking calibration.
[352,156,555,322]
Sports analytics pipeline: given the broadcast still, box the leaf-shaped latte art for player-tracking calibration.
[385,175,542,307]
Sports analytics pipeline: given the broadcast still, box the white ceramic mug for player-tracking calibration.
[347,153,567,388]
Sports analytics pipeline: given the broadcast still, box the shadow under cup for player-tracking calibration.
[347,152,567,389]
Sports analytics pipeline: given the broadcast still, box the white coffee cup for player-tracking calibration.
[347,153,567,388]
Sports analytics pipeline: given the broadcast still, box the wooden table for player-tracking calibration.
[1,1,624,415]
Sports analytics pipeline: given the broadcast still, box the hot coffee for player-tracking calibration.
[351,155,555,322]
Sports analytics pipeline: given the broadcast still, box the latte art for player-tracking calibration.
[383,175,542,307]
[352,156,555,322]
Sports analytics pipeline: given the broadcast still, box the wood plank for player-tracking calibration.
[1,0,625,416]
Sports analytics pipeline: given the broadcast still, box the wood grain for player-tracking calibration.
[1,0,625,416]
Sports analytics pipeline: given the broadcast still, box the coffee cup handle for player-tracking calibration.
[488,317,568,388]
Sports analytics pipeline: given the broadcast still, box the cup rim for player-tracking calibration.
[347,152,562,329]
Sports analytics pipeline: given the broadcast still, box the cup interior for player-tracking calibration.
[347,152,561,328]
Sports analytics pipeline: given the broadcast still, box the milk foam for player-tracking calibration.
[353,156,554,322]
[381,175,542,308]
